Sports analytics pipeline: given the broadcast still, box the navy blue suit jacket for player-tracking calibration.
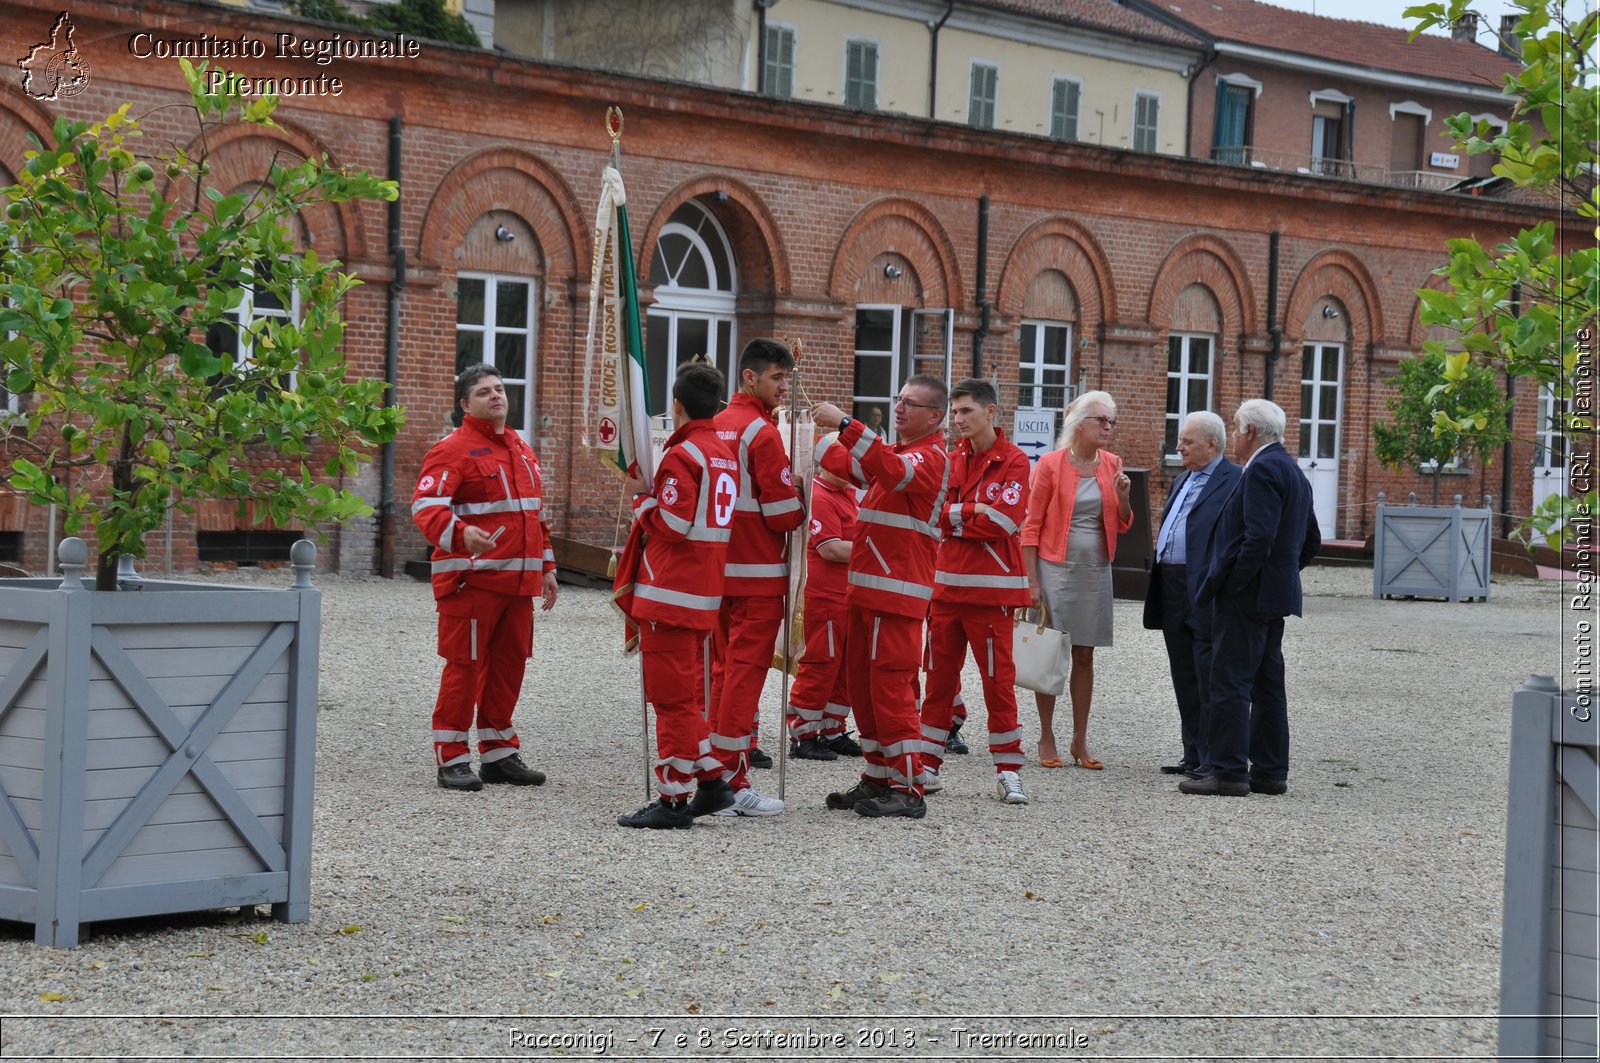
[1141,457,1240,628]
[1197,442,1321,617]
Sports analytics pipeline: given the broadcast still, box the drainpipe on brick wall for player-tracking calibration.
[928,0,954,120]
[1503,283,1520,537]
[1184,49,1217,159]
[973,194,990,378]
[1264,230,1281,400]
[379,115,406,579]
[754,0,774,94]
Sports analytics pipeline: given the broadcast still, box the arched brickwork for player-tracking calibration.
[637,174,787,297]
[828,197,961,308]
[1147,233,1255,340]
[1283,249,1382,352]
[418,147,584,280]
[1407,270,1454,351]
[171,118,362,260]
[0,83,56,176]
[996,216,1116,327]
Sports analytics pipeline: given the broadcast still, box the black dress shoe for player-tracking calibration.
[437,763,483,792]
[1183,766,1213,780]
[1249,776,1288,795]
[825,732,863,757]
[687,778,735,817]
[617,800,693,830]
[479,753,546,786]
[748,746,774,769]
[1160,761,1198,775]
[791,738,838,761]
[945,723,970,755]
[1178,775,1249,797]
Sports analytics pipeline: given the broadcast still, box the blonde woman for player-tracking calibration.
[1018,391,1134,769]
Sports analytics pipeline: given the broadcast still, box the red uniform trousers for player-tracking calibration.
[786,598,851,741]
[847,605,925,795]
[641,621,724,803]
[708,594,785,790]
[432,586,532,767]
[920,603,1025,774]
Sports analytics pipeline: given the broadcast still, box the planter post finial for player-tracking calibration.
[57,538,87,592]
[289,539,317,590]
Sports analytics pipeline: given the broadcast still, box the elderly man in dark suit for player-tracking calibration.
[1142,411,1239,780]
[1184,399,1320,798]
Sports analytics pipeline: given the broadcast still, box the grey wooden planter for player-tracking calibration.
[0,538,320,948]
[1502,675,1599,1057]
[1372,492,1492,602]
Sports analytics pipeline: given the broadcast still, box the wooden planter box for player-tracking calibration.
[1372,492,1492,602]
[0,538,320,947]
[1501,676,1599,1057]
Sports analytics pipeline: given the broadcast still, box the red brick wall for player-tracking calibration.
[0,0,1573,575]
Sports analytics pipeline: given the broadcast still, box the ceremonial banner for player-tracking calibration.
[582,163,654,489]
[772,408,817,673]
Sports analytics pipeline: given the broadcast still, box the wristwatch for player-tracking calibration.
[839,416,853,431]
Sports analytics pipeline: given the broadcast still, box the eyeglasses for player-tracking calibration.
[894,396,943,412]
[1088,415,1117,429]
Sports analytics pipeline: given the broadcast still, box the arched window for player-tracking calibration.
[645,200,737,415]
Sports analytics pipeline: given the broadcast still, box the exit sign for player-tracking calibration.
[1430,151,1460,168]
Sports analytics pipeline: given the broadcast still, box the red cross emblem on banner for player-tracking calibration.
[598,417,618,445]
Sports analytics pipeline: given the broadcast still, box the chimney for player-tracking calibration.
[1498,14,1523,59]
[1451,11,1478,42]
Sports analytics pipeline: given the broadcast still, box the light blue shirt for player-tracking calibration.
[1156,454,1224,565]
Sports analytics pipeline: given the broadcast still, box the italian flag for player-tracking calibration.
[583,164,654,489]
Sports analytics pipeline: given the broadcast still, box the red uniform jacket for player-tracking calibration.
[411,414,553,602]
[819,418,948,619]
[934,428,1032,607]
[714,392,805,597]
[612,419,737,636]
[805,477,859,606]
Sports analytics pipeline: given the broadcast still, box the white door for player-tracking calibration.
[1015,320,1072,462]
[1297,342,1343,536]
[1532,383,1568,541]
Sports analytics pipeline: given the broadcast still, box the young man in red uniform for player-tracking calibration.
[707,340,806,817]
[920,378,1032,804]
[411,364,558,792]
[811,374,949,819]
[784,434,861,761]
[613,363,741,829]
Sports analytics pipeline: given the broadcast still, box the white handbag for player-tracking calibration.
[1012,607,1070,696]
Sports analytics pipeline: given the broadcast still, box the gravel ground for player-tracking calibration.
[0,562,1575,1060]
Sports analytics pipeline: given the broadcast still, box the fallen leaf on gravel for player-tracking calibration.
[622,988,642,998]
[631,903,647,911]
[207,986,226,991]
[440,916,465,924]
[827,984,844,999]
[686,1003,700,1013]
[877,972,904,983]
[361,973,379,982]
[252,932,269,945]
[542,913,561,924]
[186,952,208,958]
[89,962,105,970]
[336,924,363,935]
[543,971,563,978]
[38,992,63,1002]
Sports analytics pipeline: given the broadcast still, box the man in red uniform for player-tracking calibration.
[707,339,806,817]
[613,363,740,829]
[785,434,861,761]
[411,364,558,792]
[920,378,1032,804]
[811,374,949,819]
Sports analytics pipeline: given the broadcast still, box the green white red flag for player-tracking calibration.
[583,163,654,488]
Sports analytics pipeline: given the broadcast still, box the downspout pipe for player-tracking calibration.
[1503,283,1520,537]
[379,115,405,579]
[973,194,990,378]
[928,0,954,120]
[755,0,771,94]
[1264,230,1281,401]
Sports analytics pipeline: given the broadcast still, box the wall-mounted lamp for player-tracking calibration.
[494,225,516,243]
[884,263,903,279]
[711,190,729,202]
[1322,305,1340,319]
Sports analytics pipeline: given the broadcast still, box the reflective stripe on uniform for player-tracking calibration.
[634,583,722,611]
[989,727,1024,744]
[933,571,1031,590]
[659,509,694,536]
[431,556,547,574]
[986,508,1018,535]
[850,571,934,601]
[686,525,731,543]
[983,543,1011,572]
[412,496,451,515]
[477,726,518,741]
[761,496,802,517]
[710,731,750,752]
[850,429,876,460]
[726,562,787,579]
[452,496,542,516]
[949,507,964,537]
[433,729,471,742]
[858,508,939,538]
[892,455,916,491]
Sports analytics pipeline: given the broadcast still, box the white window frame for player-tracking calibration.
[210,265,303,388]
[1017,319,1073,421]
[1050,75,1081,141]
[1217,72,1263,98]
[1165,332,1214,456]
[1133,91,1161,153]
[646,201,739,416]
[1389,100,1433,125]
[844,37,879,111]
[852,303,904,441]
[764,22,796,99]
[968,60,999,129]
[455,271,538,438]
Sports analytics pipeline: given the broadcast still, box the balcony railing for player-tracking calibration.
[1209,145,1465,191]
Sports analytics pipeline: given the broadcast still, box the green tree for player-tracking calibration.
[289,0,481,48]
[0,59,403,589]
[1404,0,1597,546]
[1373,348,1511,504]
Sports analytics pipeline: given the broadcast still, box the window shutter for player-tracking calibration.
[969,64,997,128]
[1051,78,1079,140]
[764,25,793,98]
[861,43,877,109]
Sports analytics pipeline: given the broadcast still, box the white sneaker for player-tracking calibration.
[996,770,1028,804]
[917,768,944,794]
[713,786,785,817]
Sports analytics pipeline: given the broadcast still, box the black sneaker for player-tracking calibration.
[437,763,483,792]
[825,777,888,810]
[825,732,863,757]
[945,722,970,755]
[617,800,693,830]
[748,746,774,769]
[855,789,927,818]
[687,778,736,817]
[479,753,546,786]
[791,738,839,761]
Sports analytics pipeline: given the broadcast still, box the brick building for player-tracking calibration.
[0,0,1574,575]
